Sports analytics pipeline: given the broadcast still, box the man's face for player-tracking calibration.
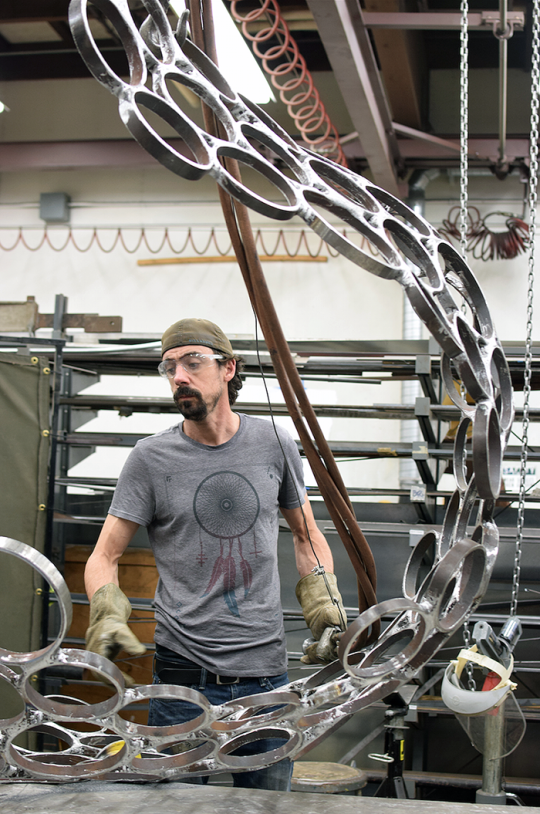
[161,344,233,422]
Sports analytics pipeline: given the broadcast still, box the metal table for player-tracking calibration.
[1,782,539,814]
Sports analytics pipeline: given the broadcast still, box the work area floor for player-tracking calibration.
[2,782,540,814]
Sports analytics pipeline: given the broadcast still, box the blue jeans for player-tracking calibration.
[148,648,293,791]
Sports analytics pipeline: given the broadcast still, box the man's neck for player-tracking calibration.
[182,408,240,446]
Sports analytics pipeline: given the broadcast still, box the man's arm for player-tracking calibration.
[282,495,346,663]
[84,515,145,686]
[85,514,140,599]
[280,494,334,577]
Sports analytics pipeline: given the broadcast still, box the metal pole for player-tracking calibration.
[475,702,507,805]
[498,0,508,166]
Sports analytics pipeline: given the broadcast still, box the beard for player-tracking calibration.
[173,385,222,422]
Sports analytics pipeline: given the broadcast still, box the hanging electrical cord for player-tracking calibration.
[228,0,347,166]
[439,206,530,261]
[511,0,540,618]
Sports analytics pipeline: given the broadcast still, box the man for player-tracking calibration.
[85,318,346,791]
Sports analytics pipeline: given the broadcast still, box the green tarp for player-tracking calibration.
[0,352,51,733]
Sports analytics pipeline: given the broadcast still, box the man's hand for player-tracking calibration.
[296,572,347,664]
[85,583,146,688]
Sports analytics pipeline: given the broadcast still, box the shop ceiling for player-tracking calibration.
[0,0,532,194]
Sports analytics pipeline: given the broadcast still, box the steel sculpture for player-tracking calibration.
[0,0,514,782]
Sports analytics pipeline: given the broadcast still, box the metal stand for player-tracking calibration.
[475,701,507,806]
[373,699,409,799]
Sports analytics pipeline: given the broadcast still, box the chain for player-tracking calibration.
[512,0,540,617]
[462,617,476,690]
[459,0,474,667]
[459,0,469,261]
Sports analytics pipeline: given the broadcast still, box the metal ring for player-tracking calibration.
[339,598,427,681]
[69,0,148,91]
[403,531,438,599]
[453,419,473,493]
[21,650,126,721]
[441,353,476,415]
[214,145,301,221]
[119,90,213,181]
[473,401,503,500]
[439,243,494,339]
[210,690,301,732]
[418,538,487,632]
[217,726,299,769]
[112,683,214,739]
[0,538,72,668]
[490,345,515,434]
[301,191,404,278]
[5,733,132,780]
[132,739,217,773]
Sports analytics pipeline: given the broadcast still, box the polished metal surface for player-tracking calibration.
[0,0,515,783]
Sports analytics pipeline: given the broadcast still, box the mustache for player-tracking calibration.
[173,386,202,402]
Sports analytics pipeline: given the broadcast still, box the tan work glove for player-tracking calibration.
[85,583,146,688]
[296,572,347,664]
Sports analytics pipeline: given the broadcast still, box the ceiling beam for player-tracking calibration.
[0,137,528,173]
[0,1,69,23]
[363,0,424,132]
[362,11,525,30]
[306,0,402,196]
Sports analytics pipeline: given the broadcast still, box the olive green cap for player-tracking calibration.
[161,318,234,357]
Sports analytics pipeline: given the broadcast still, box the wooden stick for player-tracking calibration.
[137,255,328,266]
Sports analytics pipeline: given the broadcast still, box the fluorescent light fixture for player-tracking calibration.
[0,100,10,113]
[168,0,275,104]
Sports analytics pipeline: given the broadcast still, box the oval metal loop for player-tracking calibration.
[439,490,461,556]
[214,145,301,220]
[405,277,463,358]
[490,345,515,435]
[366,184,433,238]
[22,650,126,721]
[301,193,405,278]
[218,726,300,769]
[69,0,148,93]
[112,683,214,739]
[453,418,473,493]
[438,243,494,339]
[403,530,438,599]
[339,598,426,682]
[5,733,132,780]
[0,537,72,668]
[119,90,213,181]
[132,739,217,773]
[441,354,476,415]
[211,690,301,732]
[417,537,487,632]
[455,317,493,401]
[472,401,503,500]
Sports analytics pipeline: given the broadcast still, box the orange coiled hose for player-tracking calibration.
[228,0,347,166]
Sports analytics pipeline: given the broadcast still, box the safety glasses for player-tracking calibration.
[158,352,223,380]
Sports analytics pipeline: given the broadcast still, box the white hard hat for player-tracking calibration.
[441,646,517,716]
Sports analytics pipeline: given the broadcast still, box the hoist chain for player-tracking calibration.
[512,0,540,617]
[459,0,469,262]
[459,0,473,664]
[462,618,477,690]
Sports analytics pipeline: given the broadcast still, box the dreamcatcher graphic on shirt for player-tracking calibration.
[193,471,260,617]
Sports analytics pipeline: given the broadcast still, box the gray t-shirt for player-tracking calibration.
[109,414,305,675]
